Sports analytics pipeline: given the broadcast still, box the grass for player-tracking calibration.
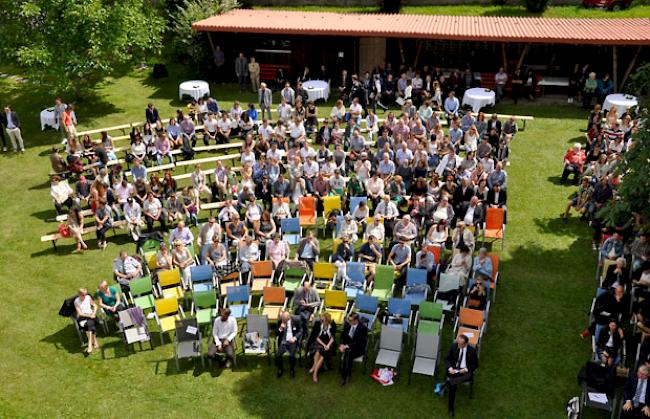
[253,4,650,18]
[0,65,600,418]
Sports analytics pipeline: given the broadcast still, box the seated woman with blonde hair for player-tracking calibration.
[307,312,337,383]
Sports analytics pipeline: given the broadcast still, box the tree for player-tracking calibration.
[0,0,165,97]
[521,0,550,13]
[170,0,238,66]
[629,62,650,98]
[598,106,650,232]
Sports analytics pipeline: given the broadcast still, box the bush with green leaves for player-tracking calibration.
[521,0,550,13]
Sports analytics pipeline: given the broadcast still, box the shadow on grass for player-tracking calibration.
[40,325,85,355]
[30,230,136,258]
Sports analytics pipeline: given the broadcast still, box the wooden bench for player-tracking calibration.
[41,221,126,251]
[200,201,226,216]
[55,209,94,222]
[124,163,176,178]
[76,123,132,139]
[175,153,241,172]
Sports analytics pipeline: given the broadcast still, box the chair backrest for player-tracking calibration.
[246,314,269,337]
[142,239,160,252]
[323,195,342,217]
[263,286,286,305]
[406,268,428,287]
[335,215,346,237]
[175,318,199,342]
[155,297,179,317]
[438,273,461,293]
[419,301,443,322]
[299,196,316,215]
[129,276,153,296]
[252,260,273,277]
[488,253,499,281]
[355,294,379,313]
[190,265,213,283]
[227,285,250,304]
[313,262,337,280]
[388,297,411,317]
[349,197,367,216]
[374,265,395,289]
[596,287,607,298]
[325,289,347,309]
[379,324,403,352]
[144,251,157,271]
[193,290,217,309]
[280,217,300,234]
[284,267,305,280]
[459,307,484,329]
[118,310,134,327]
[422,245,442,264]
[485,207,504,230]
[158,268,181,288]
[415,332,439,359]
[346,262,366,284]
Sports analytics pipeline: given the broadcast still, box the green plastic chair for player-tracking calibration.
[192,290,218,327]
[141,239,160,252]
[282,267,306,294]
[416,301,444,336]
[371,265,395,302]
[128,276,156,312]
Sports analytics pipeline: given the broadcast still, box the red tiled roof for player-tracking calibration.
[193,9,650,45]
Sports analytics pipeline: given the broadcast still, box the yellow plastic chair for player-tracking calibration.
[321,289,349,325]
[158,268,184,300]
[154,297,184,344]
[312,262,338,295]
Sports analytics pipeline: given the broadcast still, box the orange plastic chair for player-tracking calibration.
[299,196,317,228]
[455,307,484,346]
[250,260,274,293]
[488,253,500,301]
[422,245,442,265]
[483,207,505,250]
[259,286,287,321]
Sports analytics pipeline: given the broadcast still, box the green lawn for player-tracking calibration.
[0,66,600,418]
[254,4,650,18]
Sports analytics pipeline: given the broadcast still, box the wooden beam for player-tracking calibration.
[398,40,406,66]
[612,45,618,91]
[206,32,218,66]
[501,43,508,72]
[516,44,530,70]
[619,45,642,91]
[413,40,423,69]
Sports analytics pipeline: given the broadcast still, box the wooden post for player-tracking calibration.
[619,46,642,91]
[207,32,218,66]
[398,39,406,66]
[516,44,530,70]
[413,40,423,69]
[612,45,618,91]
[501,43,508,72]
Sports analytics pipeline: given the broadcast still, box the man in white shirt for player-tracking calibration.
[366,172,385,207]
[289,118,306,144]
[51,176,74,215]
[396,142,414,167]
[216,112,232,144]
[169,221,194,247]
[143,192,167,233]
[349,98,363,126]
[365,215,385,244]
[302,155,319,193]
[113,250,143,287]
[442,334,479,417]
[275,311,303,378]
[123,197,143,241]
[374,195,399,236]
[208,308,238,367]
[266,142,284,162]
[494,67,508,102]
[258,119,273,142]
[277,98,293,124]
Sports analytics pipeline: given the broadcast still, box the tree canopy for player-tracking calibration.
[0,0,164,96]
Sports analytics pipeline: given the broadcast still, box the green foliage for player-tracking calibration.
[0,0,164,97]
[628,62,650,97]
[170,0,238,65]
[521,0,550,13]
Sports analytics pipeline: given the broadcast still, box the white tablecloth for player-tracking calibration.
[40,107,59,131]
[603,94,638,114]
[303,80,329,102]
[462,88,495,112]
[179,80,210,101]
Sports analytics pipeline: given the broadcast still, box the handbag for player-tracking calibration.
[58,223,71,238]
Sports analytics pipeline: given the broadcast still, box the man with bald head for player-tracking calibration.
[622,365,650,418]
[275,311,304,378]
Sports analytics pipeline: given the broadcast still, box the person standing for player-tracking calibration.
[248,57,260,93]
[62,105,77,139]
[1,105,24,153]
[53,97,67,137]
[511,69,523,105]
[213,45,225,82]
[494,67,508,103]
[259,82,272,120]
[437,335,479,417]
[235,52,248,92]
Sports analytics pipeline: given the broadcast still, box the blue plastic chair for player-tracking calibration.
[403,268,428,306]
[280,217,302,245]
[354,294,380,330]
[344,262,366,299]
[190,265,215,293]
[596,287,607,298]
[387,297,412,334]
[226,285,250,319]
[334,215,346,239]
[349,197,368,216]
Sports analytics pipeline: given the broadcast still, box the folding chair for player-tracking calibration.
[483,207,505,250]
[408,332,440,385]
[298,196,317,229]
[242,314,271,365]
[454,307,485,348]
[128,276,158,313]
[154,297,184,344]
[351,294,380,331]
[320,289,349,325]
[370,265,395,302]
[579,362,617,419]
[224,285,251,320]
[414,301,444,337]
[386,297,413,334]
[349,196,367,216]
[344,261,366,299]
[321,195,342,235]
[403,268,429,307]
[157,268,185,301]
[258,286,288,322]
[488,252,500,301]
[118,309,153,353]
[249,260,274,294]
[421,244,443,268]
[142,250,157,275]
[434,273,461,317]
[280,217,302,245]
[333,215,346,240]
[374,324,403,374]
[311,262,337,295]
[189,264,216,293]
[191,290,219,328]
[328,238,343,262]
[280,266,307,294]
[173,318,204,370]
[217,271,240,300]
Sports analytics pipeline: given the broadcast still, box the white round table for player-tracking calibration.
[179,80,210,101]
[603,94,638,114]
[462,88,496,112]
[40,107,59,131]
[302,80,330,102]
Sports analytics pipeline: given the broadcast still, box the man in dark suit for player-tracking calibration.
[486,184,507,208]
[622,365,650,418]
[145,103,160,125]
[338,312,368,386]
[1,106,24,153]
[275,311,303,378]
[293,281,320,330]
[444,335,479,417]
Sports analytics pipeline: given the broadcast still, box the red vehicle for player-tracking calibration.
[582,0,633,10]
